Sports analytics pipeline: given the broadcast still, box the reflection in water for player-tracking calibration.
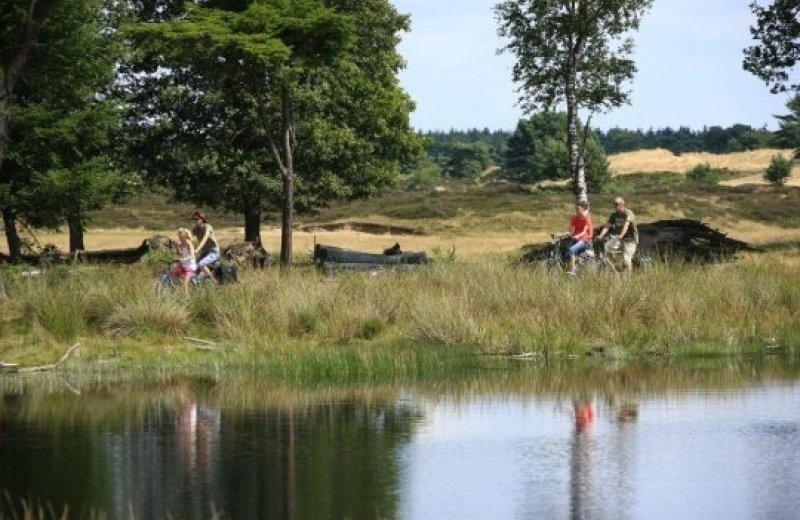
[0,360,799,519]
[569,397,639,520]
[0,393,418,519]
[570,398,595,520]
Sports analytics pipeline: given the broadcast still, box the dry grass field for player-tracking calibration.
[609,148,800,185]
[2,149,800,257]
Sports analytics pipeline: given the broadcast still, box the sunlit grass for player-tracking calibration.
[1,251,799,377]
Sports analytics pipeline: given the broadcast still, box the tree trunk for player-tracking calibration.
[0,97,9,182]
[280,162,294,269]
[566,83,587,204]
[0,102,8,305]
[67,217,85,252]
[244,206,262,245]
[279,84,294,270]
[2,210,22,262]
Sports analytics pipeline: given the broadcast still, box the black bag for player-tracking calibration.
[214,264,238,284]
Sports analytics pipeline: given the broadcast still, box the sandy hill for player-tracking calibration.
[608,148,800,185]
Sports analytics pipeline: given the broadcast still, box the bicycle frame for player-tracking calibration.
[154,260,214,294]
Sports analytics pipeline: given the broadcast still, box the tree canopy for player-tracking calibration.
[496,0,653,202]
[503,112,609,189]
[124,0,421,266]
[743,0,800,93]
[1,0,122,258]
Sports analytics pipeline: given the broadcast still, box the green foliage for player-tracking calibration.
[597,125,777,155]
[123,0,421,238]
[406,161,443,190]
[743,0,800,93]
[496,0,653,200]
[425,128,509,166]
[1,0,124,251]
[687,163,720,185]
[441,142,493,179]
[764,154,794,185]
[502,112,610,189]
[496,0,654,113]
[775,93,800,156]
[359,317,384,340]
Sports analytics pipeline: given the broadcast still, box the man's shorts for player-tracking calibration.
[197,250,220,268]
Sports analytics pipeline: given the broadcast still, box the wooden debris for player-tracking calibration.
[183,336,218,346]
[0,235,177,266]
[9,343,81,374]
[314,243,428,273]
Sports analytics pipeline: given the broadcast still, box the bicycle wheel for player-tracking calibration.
[154,273,175,295]
[540,256,561,272]
[634,254,653,271]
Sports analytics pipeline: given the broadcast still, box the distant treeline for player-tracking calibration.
[422,123,779,167]
[594,125,776,155]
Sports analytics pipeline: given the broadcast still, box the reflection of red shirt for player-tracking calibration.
[571,214,594,242]
[575,403,595,432]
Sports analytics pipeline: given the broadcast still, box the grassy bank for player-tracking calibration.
[2,253,799,378]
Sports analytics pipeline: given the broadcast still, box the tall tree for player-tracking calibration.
[127,0,421,268]
[775,93,800,155]
[6,0,123,253]
[503,112,609,189]
[743,0,800,94]
[129,0,354,268]
[0,0,64,179]
[495,0,653,203]
[0,0,61,299]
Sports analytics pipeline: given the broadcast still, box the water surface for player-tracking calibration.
[1,362,799,519]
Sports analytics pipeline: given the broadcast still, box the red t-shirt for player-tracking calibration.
[570,213,593,242]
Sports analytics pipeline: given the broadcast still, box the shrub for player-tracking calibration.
[687,163,719,184]
[764,154,793,185]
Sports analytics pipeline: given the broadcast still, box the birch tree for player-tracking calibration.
[496,0,653,202]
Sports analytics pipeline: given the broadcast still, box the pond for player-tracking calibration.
[1,359,799,519]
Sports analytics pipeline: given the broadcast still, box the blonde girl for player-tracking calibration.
[172,228,197,292]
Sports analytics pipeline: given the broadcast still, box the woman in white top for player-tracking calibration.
[191,211,220,282]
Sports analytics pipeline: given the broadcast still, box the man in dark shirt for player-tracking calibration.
[597,197,638,273]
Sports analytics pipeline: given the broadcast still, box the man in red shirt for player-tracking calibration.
[565,201,593,274]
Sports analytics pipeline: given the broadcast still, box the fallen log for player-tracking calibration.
[0,235,176,266]
[1,343,80,374]
[314,244,428,267]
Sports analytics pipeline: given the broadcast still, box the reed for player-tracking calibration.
[1,254,799,371]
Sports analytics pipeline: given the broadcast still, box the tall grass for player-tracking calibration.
[2,256,799,370]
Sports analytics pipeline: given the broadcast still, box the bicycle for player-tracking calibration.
[598,235,653,273]
[541,233,603,274]
[153,260,216,294]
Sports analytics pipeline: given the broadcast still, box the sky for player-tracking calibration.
[391,0,794,132]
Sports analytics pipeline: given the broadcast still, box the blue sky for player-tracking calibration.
[391,0,794,132]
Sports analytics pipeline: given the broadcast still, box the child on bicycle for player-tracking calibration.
[173,228,197,293]
[565,201,593,275]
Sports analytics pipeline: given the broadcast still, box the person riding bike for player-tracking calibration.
[565,201,594,275]
[191,211,220,283]
[173,228,197,293]
[596,197,638,274]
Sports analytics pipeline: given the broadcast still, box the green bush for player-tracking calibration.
[687,163,720,184]
[764,154,793,185]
